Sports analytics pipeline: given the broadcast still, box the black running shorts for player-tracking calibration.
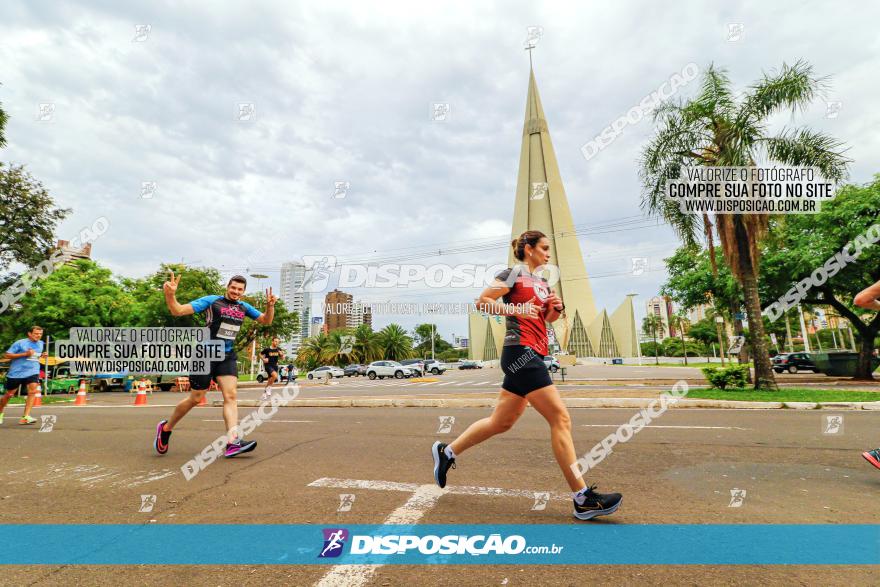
[500,345,553,397]
[265,365,278,376]
[5,375,41,392]
[189,352,238,390]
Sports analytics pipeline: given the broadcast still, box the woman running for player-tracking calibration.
[431,230,623,520]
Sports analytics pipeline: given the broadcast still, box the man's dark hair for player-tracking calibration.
[228,275,248,287]
[29,325,43,333]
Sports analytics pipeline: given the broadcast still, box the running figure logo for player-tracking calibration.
[822,415,844,435]
[139,494,157,513]
[39,415,57,433]
[728,488,747,508]
[337,494,355,512]
[298,256,337,293]
[339,335,354,355]
[530,182,548,200]
[631,257,648,276]
[332,181,350,199]
[531,492,550,511]
[437,416,455,434]
[319,528,349,558]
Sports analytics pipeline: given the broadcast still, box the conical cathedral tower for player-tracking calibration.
[468,64,638,361]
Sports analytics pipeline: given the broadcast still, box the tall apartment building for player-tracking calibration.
[346,304,372,329]
[279,261,312,354]
[324,289,353,331]
[645,295,677,340]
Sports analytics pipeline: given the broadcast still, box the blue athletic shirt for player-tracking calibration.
[189,295,262,352]
[6,339,44,378]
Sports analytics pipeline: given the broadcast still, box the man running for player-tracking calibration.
[154,273,276,458]
[431,231,622,520]
[260,337,284,401]
[1,326,47,425]
[854,278,880,469]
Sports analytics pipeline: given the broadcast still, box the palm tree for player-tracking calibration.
[640,60,850,390]
[352,324,382,364]
[296,333,328,371]
[642,315,665,365]
[377,323,413,360]
[322,329,356,366]
[669,312,691,365]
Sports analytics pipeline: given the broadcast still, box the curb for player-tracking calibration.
[223,399,880,410]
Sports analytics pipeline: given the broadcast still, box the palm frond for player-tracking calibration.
[758,128,851,182]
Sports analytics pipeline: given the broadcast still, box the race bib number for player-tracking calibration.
[217,321,241,340]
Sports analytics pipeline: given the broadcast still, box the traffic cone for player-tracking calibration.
[197,392,208,406]
[33,390,43,407]
[134,379,148,406]
[74,380,88,406]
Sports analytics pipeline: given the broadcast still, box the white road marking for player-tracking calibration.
[313,481,444,587]
[581,424,751,430]
[202,419,315,423]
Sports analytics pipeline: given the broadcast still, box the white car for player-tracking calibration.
[365,361,416,380]
[307,366,344,380]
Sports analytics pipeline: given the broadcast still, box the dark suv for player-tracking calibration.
[344,364,365,377]
[772,352,817,374]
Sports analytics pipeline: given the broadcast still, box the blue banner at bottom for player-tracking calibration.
[1,525,877,565]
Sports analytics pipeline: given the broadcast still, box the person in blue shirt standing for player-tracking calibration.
[1,326,47,425]
[154,273,277,458]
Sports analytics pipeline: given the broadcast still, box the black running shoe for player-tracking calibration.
[224,439,257,458]
[573,485,622,520]
[154,420,172,455]
[431,441,455,488]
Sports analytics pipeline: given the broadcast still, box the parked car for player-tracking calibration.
[543,356,561,373]
[307,366,345,379]
[458,360,483,370]
[45,363,80,394]
[772,352,818,374]
[400,359,425,376]
[343,364,365,377]
[422,359,447,375]
[366,361,415,379]
[92,373,126,392]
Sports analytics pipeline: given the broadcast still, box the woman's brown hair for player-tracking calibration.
[510,230,547,261]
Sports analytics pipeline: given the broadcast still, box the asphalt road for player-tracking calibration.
[1,396,877,585]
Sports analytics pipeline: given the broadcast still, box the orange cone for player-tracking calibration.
[74,380,88,406]
[33,390,43,407]
[134,379,148,406]
[197,393,208,406]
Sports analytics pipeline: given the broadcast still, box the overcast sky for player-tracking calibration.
[2,1,878,341]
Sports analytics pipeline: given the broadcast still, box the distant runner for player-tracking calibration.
[154,272,276,458]
[260,337,285,402]
[1,326,47,425]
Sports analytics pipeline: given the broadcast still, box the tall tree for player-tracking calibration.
[641,60,851,389]
[0,163,70,273]
[377,324,413,360]
[760,175,880,379]
[642,314,665,365]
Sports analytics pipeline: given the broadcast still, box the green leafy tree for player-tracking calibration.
[0,163,70,273]
[413,323,452,357]
[0,260,132,346]
[760,176,880,379]
[641,60,851,389]
[124,264,224,327]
